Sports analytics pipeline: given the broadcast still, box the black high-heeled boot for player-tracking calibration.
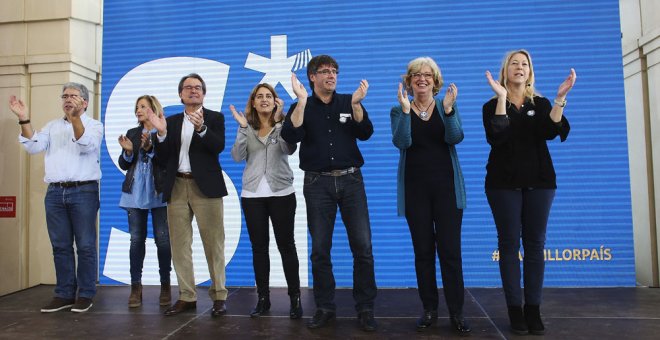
[524,304,545,335]
[508,306,529,335]
[289,293,303,319]
[249,295,270,318]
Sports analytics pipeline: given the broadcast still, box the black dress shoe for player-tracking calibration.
[416,310,438,329]
[508,306,529,335]
[164,300,196,316]
[249,296,270,318]
[307,309,335,329]
[211,300,227,317]
[289,293,303,319]
[450,315,471,335]
[358,310,377,332]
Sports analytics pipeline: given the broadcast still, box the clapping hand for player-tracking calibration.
[9,96,28,120]
[352,79,369,105]
[229,105,248,128]
[485,71,507,98]
[118,135,133,155]
[396,83,411,113]
[557,68,577,99]
[274,98,284,122]
[442,83,458,113]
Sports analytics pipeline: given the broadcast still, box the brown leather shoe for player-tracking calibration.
[128,283,142,308]
[211,300,226,316]
[164,300,196,316]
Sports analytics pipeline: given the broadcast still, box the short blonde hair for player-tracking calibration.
[402,57,443,96]
[498,49,537,104]
[134,95,164,124]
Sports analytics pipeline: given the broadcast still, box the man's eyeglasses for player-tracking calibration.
[183,85,203,91]
[411,72,434,80]
[315,69,339,76]
[61,94,82,100]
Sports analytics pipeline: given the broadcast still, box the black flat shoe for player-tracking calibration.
[250,295,270,318]
[307,309,335,329]
[450,315,471,335]
[524,304,545,335]
[416,310,438,329]
[289,294,303,319]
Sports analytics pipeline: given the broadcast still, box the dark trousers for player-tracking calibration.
[486,188,555,307]
[241,193,300,296]
[127,207,171,284]
[303,170,377,312]
[405,179,465,315]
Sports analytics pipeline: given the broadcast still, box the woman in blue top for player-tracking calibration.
[118,95,171,308]
[230,83,302,319]
[390,57,469,335]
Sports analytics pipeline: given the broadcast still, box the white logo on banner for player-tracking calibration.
[103,36,310,287]
[245,35,312,99]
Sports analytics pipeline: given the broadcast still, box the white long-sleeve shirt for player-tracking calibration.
[18,113,103,183]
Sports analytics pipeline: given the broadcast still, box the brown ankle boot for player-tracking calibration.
[128,283,142,308]
[159,283,171,306]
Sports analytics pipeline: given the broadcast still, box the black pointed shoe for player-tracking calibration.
[450,314,471,335]
[358,310,377,332]
[508,305,529,335]
[416,310,438,329]
[250,295,271,318]
[289,293,303,319]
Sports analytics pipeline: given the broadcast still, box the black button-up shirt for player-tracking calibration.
[281,91,373,172]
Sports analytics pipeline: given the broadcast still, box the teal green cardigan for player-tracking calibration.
[390,100,466,216]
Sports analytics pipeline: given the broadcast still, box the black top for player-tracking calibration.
[482,96,570,189]
[281,91,373,172]
[405,106,454,188]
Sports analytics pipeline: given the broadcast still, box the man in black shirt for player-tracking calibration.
[281,55,377,332]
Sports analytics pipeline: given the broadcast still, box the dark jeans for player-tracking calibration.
[486,188,555,307]
[405,178,465,315]
[241,193,299,296]
[45,182,99,300]
[127,207,171,284]
[303,169,377,312]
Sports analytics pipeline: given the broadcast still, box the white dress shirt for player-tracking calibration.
[18,113,103,183]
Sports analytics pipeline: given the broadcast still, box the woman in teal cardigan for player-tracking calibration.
[390,57,469,335]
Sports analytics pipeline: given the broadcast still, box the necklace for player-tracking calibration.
[413,99,434,121]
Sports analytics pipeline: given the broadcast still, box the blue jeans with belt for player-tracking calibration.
[45,182,99,300]
[303,169,377,312]
[127,207,171,284]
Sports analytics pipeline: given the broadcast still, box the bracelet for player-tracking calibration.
[18,119,30,125]
[554,99,567,108]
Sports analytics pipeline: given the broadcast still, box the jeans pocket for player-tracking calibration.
[304,172,320,186]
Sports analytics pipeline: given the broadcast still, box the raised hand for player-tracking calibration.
[148,108,167,136]
[69,96,86,117]
[188,110,205,132]
[557,68,577,99]
[485,71,507,98]
[352,79,369,105]
[229,104,248,128]
[442,83,458,113]
[9,95,28,120]
[291,73,308,100]
[396,83,411,113]
[274,98,285,122]
[140,131,152,151]
[118,135,134,154]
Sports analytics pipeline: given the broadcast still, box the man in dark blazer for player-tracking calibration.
[150,73,229,317]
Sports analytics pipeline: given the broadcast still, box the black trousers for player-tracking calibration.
[405,177,465,315]
[241,193,300,296]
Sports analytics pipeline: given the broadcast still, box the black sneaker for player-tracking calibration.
[41,297,75,313]
[71,297,93,313]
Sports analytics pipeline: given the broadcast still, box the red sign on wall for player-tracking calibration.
[0,196,16,218]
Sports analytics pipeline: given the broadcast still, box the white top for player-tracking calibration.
[18,113,103,183]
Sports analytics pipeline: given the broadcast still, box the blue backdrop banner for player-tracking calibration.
[100,0,634,287]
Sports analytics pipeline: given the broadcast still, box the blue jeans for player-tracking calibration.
[486,188,555,307]
[303,169,377,312]
[45,182,99,300]
[127,207,171,284]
